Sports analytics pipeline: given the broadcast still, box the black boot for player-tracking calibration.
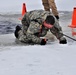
[14,25,21,38]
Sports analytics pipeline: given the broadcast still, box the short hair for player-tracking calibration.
[45,15,55,25]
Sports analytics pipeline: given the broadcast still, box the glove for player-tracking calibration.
[55,15,59,20]
[59,37,67,44]
[40,39,46,45]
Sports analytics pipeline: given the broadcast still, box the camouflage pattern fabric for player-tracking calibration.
[18,10,63,44]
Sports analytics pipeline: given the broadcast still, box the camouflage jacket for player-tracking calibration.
[18,10,63,44]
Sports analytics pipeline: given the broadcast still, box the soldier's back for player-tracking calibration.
[26,10,50,20]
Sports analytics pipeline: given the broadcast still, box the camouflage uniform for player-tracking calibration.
[18,10,63,44]
[42,0,59,16]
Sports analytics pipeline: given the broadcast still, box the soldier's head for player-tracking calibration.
[43,15,55,29]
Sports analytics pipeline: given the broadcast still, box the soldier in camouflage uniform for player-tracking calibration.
[14,10,67,45]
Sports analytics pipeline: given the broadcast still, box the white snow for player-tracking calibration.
[0,8,76,75]
[0,42,76,75]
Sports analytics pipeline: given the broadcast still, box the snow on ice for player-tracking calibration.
[0,11,76,75]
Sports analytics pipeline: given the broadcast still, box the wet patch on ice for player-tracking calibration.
[0,21,21,34]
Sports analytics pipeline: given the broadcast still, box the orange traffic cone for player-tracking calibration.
[19,3,27,20]
[68,7,76,36]
[22,3,27,16]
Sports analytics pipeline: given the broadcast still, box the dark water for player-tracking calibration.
[0,11,72,35]
[0,14,22,34]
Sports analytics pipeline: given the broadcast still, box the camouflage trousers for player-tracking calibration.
[18,30,41,44]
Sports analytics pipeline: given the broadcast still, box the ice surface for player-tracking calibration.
[0,11,76,75]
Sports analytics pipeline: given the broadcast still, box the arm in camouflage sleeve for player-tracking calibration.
[26,21,42,44]
[50,21,63,40]
[21,14,30,26]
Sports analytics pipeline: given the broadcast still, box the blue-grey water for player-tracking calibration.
[0,13,21,34]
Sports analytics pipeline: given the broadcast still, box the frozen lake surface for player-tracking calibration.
[0,11,76,75]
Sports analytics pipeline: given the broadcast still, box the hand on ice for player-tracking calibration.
[59,37,67,44]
